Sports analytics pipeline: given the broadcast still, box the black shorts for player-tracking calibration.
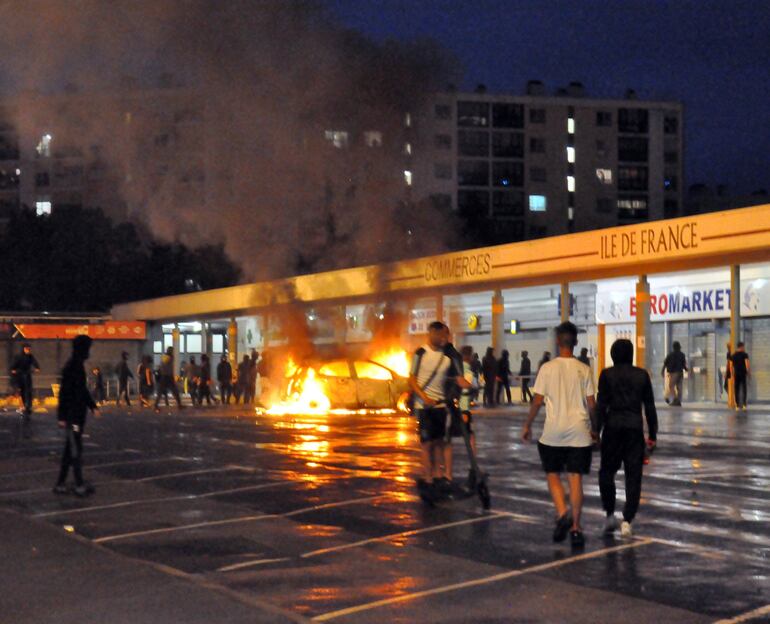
[537,442,592,474]
[449,410,473,437]
[417,408,449,443]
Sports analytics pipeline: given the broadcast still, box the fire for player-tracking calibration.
[370,347,410,378]
[264,362,331,416]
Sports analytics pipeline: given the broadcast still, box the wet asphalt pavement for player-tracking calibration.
[0,401,768,623]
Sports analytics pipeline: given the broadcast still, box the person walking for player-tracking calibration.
[246,350,259,404]
[10,343,40,421]
[236,355,251,404]
[578,348,590,367]
[519,350,533,403]
[198,354,214,406]
[496,349,512,405]
[661,341,688,406]
[116,351,133,407]
[595,339,658,538]
[184,357,200,407]
[217,355,233,405]
[470,352,482,403]
[521,322,597,549]
[481,347,497,407]
[537,351,551,372]
[731,342,751,411]
[91,367,105,405]
[154,347,183,411]
[53,335,99,497]
[137,355,154,407]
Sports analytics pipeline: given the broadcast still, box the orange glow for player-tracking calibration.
[266,366,332,415]
[370,347,410,377]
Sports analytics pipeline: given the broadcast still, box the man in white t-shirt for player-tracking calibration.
[409,321,468,502]
[521,321,598,548]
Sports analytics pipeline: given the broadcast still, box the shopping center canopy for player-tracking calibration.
[111,204,770,322]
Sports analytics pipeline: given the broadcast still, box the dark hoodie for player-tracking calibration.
[595,339,658,440]
[57,335,97,427]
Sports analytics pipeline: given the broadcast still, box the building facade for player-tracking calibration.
[410,82,684,243]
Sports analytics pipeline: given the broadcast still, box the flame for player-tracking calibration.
[265,365,331,416]
[370,348,410,378]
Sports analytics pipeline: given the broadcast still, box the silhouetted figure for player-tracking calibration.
[198,354,213,405]
[92,367,105,405]
[578,348,590,366]
[731,342,751,410]
[661,341,687,406]
[538,351,551,372]
[246,350,259,403]
[496,350,512,404]
[137,355,154,407]
[11,343,40,419]
[155,347,183,410]
[519,350,533,403]
[116,351,133,406]
[184,356,200,407]
[217,355,233,404]
[54,335,98,497]
[482,347,497,407]
[236,355,251,404]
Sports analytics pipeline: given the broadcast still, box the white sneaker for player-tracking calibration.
[620,521,632,537]
[603,515,619,535]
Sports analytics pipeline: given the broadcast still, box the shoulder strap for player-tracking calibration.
[419,356,445,392]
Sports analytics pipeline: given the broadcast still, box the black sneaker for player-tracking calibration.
[553,513,572,543]
[416,478,435,506]
[467,469,477,491]
[434,477,453,499]
[570,530,585,549]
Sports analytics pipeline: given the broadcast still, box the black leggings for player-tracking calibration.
[155,376,182,407]
[57,426,84,487]
[496,378,511,404]
[734,375,748,407]
[599,427,645,523]
[117,381,131,406]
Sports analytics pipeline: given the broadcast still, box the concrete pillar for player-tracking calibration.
[333,306,347,346]
[435,294,444,324]
[560,282,570,322]
[597,323,606,373]
[728,265,741,408]
[491,289,505,353]
[635,276,651,371]
[202,323,212,359]
[171,325,181,378]
[227,318,238,369]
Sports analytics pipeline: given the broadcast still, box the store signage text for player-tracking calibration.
[630,288,731,317]
[600,222,698,260]
[424,253,491,282]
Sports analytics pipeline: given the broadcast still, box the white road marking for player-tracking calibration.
[35,481,289,517]
[713,604,770,624]
[312,539,654,621]
[219,512,526,573]
[0,456,190,478]
[93,495,388,543]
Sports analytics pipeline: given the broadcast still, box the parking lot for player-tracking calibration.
[1,402,769,623]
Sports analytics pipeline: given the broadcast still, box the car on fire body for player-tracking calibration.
[287,358,410,410]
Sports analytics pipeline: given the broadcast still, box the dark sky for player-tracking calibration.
[327,0,770,195]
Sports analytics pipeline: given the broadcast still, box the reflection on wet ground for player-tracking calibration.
[1,403,769,623]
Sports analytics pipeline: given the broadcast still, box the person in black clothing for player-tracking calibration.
[137,355,154,407]
[519,350,533,403]
[470,352,482,402]
[596,339,658,537]
[661,341,688,406]
[11,343,40,419]
[217,355,233,405]
[92,367,105,405]
[155,347,183,410]
[537,351,551,372]
[246,350,259,404]
[578,348,590,366]
[496,349,512,405]
[481,347,497,407]
[116,351,133,406]
[54,335,99,497]
[236,355,251,404]
[731,342,751,411]
[198,354,214,405]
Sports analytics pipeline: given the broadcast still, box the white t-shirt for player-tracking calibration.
[532,356,595,447]
[410,345,456,408]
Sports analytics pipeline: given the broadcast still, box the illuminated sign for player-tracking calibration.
[14,321,146,340]
[509,320,519,334]
[424,253,491,283]
[467,314,480,331]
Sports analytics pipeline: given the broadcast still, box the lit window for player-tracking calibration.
[35,200,52,216]
[186,334,202,353]
[324,130,349,149]
[596,168,613,184]
[153,341,162,354]
[567,176,575,192]
[566,146,575,163]
[404,170,413,186]
[568,207,574,220]
[617,198,648,210]
[567,118,575,134]
[212,335,224,354]
[36,133,52,157]
[163,334,173,350]
[529,194,547,212]
[364,131,382,147]
[404,142,412,155]
[404,112,412,127]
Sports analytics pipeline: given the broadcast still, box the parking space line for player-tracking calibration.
[714,604,770,624]
[312,539,654,621]
[218,512,525,573]
[34,481,291,517]
[0,456,189,478]
[94,495,388,543]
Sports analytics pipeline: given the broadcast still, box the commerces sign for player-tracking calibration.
[596,279,770,324]
[15,321,146,340]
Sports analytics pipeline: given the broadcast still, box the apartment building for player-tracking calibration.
[410,82,684,242]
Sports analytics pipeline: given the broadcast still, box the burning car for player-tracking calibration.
[286,357,410,411]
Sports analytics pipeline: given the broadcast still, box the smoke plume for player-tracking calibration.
[0,0,461,281]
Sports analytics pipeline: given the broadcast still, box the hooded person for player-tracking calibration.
[54,335,99,497]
